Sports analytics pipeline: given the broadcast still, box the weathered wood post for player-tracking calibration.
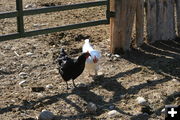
[110,0,137,53]
[136,0,144,46]
[146,0,157,42]
[146,0,176,42]
[110,0,122,53]
[162,0,176,40]
[175,0,180,37]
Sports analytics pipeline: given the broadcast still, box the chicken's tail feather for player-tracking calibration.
[57,48,68,66]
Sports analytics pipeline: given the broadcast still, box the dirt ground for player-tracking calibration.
[0,0,180,120]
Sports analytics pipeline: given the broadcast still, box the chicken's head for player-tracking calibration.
[85,51,91,59]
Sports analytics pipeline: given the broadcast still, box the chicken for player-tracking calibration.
[57,48,91,89]
[82,39,101,76]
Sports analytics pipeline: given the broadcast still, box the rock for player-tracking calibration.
[3,45,12,50]
[109,105,115,110]
[107,110,120,118]
[37,110,55,120]
[19,80,27,86]
[136,97,148,106]
[46,84,53,89]
[37,93,44,98]
[14,51,20,56]
[49,69,59,74]
[161,108,165,114]
[172,79,179,82]
[110,54,121,61]
[114,54,121,58]
[106,53,111,57]
[112,57,118,61]
[97,71,104,76]
[26,52,33,56]
[33,23,48,27]
[87,102,97,113]
[153,76,158,80]
[25,4,36,9]
[19,72,28,79]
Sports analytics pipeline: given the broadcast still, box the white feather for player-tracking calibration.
[82,39,101,75]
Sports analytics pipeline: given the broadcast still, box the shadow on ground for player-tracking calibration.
[0,39,179,119]
[124,38,180,78]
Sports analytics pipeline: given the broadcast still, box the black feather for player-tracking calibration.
[57,48,90,89]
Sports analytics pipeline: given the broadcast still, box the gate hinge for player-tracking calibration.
[109,11,115,17]
[107,10,115,18]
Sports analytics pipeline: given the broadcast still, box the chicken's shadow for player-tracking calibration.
[1,39,179,119]
[0,68,176,119]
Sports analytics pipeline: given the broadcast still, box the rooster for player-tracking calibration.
[57,48,91,89]
[82,39,101,76]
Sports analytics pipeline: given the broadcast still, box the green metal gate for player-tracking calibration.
[0,0,110,42]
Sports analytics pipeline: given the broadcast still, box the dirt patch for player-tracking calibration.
[0,0,180,120]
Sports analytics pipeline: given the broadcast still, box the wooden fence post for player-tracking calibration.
[110,0,137,53]
[136,0,144,46]
[146,0,176,42]
[110,0,119,53]
[146,0,158,42]
[124,0,137,50]
[175,0,180,37]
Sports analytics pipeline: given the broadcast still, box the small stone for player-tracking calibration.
[161,108,165,113]
[37,93,44,98]
[25,4,36,9]
[87,102,97,113]
[14,51,20,56]
[112,57,118,61]
[37,110,55,120]
[109,105,114,110]
[49,69,59,74]
[46,84,53,89]
[172,79,179,82]
[97,71,104,76]
[3,45,12,50]
[11,99,16,103]
[153,76,158,80]
[136,97,148,106]
[19,72,28,79]
[19,80,27,86]
[120,95,125,99]
[106,53,111,57]
[33,23,48,27]
[107,110,120,118]
[26,52,33,56]
[114,54,121,58]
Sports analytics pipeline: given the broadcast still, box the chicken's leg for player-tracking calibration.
[95,69,97,76]
[65,81,69,89]
[94,65,99,76]
[72,79,76,88]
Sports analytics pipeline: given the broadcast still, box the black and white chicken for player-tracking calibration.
[82,39,101,76]
[57,48,91,89]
